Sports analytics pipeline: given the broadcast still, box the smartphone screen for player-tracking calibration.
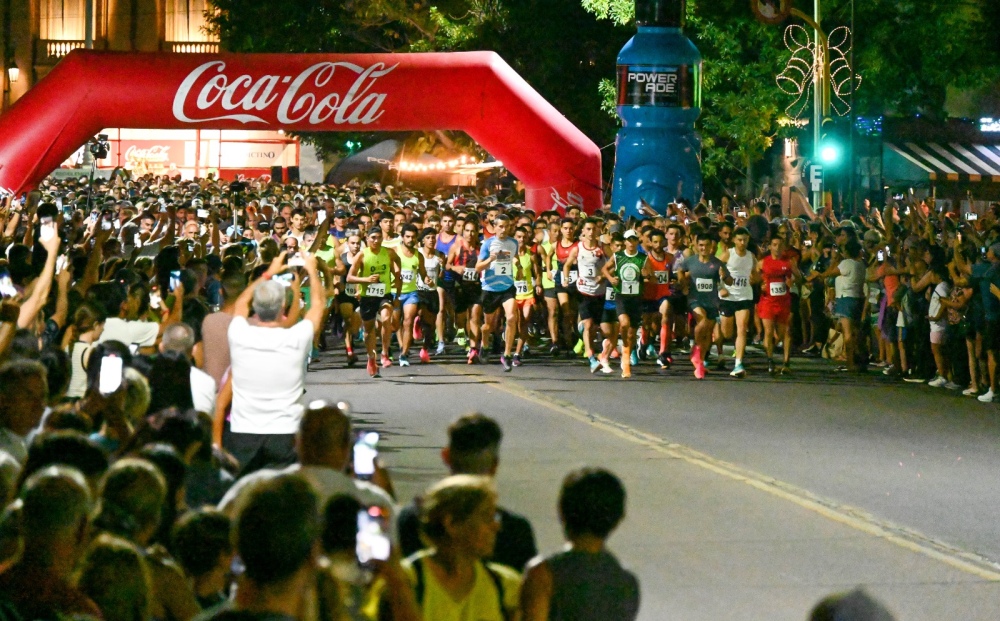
[98,355,124,394]
[356,506,391,565]
[197,209,210,219]
[353,431,379,479]
[967,213,978,221]
[169,270,181,293]
[55,255,68,274]
[877,250,884,262]
[0,271,16,298]
[273,273,294,287]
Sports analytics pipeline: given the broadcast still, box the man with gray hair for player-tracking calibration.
[225,251,326,475]
[160,321,217,415]
[0,466,100,618]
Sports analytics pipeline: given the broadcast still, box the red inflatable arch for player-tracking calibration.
[0,50,602,214]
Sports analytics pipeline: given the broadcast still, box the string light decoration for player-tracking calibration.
[776,24,860,120]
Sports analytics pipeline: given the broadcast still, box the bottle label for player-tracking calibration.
[617,64,699,108]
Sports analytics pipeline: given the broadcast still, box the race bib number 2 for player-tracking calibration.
[494,260,512,276]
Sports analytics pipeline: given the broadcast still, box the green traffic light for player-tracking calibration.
[820,143,840,164]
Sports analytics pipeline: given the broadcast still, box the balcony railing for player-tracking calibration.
[35,39,88,65]
[162,41,220,54]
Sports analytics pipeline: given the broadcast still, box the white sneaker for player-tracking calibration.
[962,386,979,397]
[927,376,947,388]
[978,390,995,403]
[944,381,962,391]
[882,364,896,376]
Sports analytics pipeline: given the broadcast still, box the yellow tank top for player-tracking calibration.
[515,252,534,300]
[361,246,391,297]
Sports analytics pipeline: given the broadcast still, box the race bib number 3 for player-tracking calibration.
[769,281,788,296]
[463,268,478,282]
[364,283,387,297]
[695,278,714,293]
[583,265,597,278]
[515,280,529,295]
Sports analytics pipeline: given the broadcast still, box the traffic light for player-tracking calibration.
[344,140,362,153]
[819,117,842,166]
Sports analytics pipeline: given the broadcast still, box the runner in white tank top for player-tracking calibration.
[717,228,758,378]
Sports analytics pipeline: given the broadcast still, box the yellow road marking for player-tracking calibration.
[444,366,1000,581]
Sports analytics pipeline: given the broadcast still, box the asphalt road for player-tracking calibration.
[304,344,1000,620]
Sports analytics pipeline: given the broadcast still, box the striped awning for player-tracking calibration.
[885,143,1000,182]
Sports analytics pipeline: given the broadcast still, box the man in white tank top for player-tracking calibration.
[717,227,758,378]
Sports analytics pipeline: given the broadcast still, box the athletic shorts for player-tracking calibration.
[335,292,359,309]
[397,291,419,308]
[601,307,620,325]
[757,299,791,323]
[360,295,393,322]
[543,287,557,299]
[690,305,720,322]
[455,283,482,314]
[516,297,535,310]
[642,297,670,315]
[667,293,687,313]
[481,287,516,315]
[719,299,754,317]
[930,328,947,345]
[615,296,643,325]
[417,290,440,315]
[578,294,605,321]
[984,318,1000,352]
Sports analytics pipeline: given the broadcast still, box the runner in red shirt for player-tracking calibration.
[757,236,801,375]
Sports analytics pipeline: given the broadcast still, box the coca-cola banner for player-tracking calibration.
[0,50,602,213]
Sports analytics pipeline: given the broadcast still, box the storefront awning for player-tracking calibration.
[885,142,1000,182]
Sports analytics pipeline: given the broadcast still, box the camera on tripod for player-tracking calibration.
[89,134,110,160]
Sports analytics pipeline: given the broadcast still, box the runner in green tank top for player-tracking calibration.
[347,228,400,378]
[393,224,431,367]
[602,230,654,378]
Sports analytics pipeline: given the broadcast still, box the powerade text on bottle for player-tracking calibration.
[611,0,703,220]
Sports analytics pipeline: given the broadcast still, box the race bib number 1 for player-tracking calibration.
[463,268,478,282]
[365,283,386,297]
[622,281,639,296]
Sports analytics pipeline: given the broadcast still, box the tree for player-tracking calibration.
[205,0,502,159]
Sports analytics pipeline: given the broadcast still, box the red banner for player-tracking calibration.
[0,50,602,213]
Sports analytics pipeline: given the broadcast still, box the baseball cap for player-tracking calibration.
[334,210,348,218]
[623,229,639,240]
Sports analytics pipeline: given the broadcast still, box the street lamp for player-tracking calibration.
[7,65,18,84]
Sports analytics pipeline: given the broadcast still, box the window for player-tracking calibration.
[165,0,216,42]
[39,0,87,40]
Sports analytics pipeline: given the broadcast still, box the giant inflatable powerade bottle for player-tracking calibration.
[610,0,703,220]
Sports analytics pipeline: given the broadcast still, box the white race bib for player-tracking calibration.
[695,278,714,293]
[606,288,617,301]
[769,281,787,296]
[344,284,359,297]
[364,283,386,297]
[583,265,597,279]
[655,270,670,285]
[463,268,478,282]
[732,277,749,289]
[400,269,415,284]
[622,281,639,296]
[568,270,579,283]
[515,280,529,295]
[494,259,512,276]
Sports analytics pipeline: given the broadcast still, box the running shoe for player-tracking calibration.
[610,349,620,360]
[730,363,746,378]
[714,359,727,372]
[902,370,924,383]
[767,359,776,375]
[467,347,478,365]
[801,344,820,355]
[512,354,522,367]
[944,381,962,391]
[399,354,410,367]
[435,341,446,355]
[549,344,560,356]
[927,376,947,388]
[694,359,706,379]
[419,348,431,364]
[882,364,896,376]
[590,356,600,373]
[962,386,979,397]
[657,353,671,369]
[500,354,512,372]
[629,347,639,367]
[480,351,489,364]
[522,345,530,357]
[779,365,791,376]
[978,389,995,403]
[381,354,392,368]
[646,344,657,360]
[690,345,702,365]
[573,339,585,355]
[413,319,423,342]
[367,357,380,378]
[599,356,613,374]
[346,349,358,368]
[455,330,468,347]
